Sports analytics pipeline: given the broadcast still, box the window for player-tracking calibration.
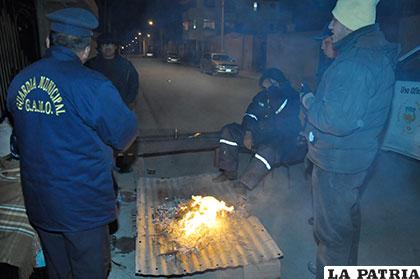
[212,54,230,61]
[203,19,215,30]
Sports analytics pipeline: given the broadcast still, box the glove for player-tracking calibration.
[243,131,253,150]
[301,92,315,110]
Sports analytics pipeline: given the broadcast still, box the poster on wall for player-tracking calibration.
[382,80,420,160]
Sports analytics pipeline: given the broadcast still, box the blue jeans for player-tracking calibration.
[311,165,369,279]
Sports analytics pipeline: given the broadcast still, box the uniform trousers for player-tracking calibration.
[35,224,111,279]
[218,123,293,189]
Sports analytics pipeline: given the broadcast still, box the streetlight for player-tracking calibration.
[221,0,224,52]
[148,20,154,26]
[147,33,151,38]
[253,1,258,12]
[138,32,142,36]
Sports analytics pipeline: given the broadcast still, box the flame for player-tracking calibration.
[168,195,234,249]
[180,195,234,236]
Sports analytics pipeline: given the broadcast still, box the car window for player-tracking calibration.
[212,54,230,61]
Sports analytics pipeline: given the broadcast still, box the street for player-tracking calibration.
[107,56,420,279]
[130,57,259,133]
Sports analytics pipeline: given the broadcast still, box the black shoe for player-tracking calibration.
[212,173,229,183]
[212,171,237,183]
[232,183,249,217]
[233,180,248,194]
[307,261,316,275]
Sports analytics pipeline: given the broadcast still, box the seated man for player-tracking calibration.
[214,68,305,195]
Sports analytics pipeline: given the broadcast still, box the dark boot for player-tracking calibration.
[239,158,270,190]
[212,170,237,183]
[232,180,249,216]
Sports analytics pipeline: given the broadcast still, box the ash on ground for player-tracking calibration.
[152,197,249,257]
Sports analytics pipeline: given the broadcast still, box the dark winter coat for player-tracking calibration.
[242,82,301,146]
[86,54,139,106]
[304,24,399,173]
[7,46,138,232]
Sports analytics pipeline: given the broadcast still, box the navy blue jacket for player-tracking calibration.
[305,25,399,173]
[7,46,138,232]
[86,54,139,106]
[242,83,301,145]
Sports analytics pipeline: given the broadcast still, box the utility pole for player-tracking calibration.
[221,0,224,52]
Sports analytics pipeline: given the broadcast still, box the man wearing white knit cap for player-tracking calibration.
[301,0,399,278]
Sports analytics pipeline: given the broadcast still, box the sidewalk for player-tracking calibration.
[110,148,420,278]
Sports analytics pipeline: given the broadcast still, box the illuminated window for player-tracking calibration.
[203,19,215,30]
[183,20,190,31]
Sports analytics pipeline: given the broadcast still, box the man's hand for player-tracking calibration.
[243,131,253,150]
[301,92,315,110]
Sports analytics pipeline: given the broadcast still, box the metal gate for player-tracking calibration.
[0,0,39,121]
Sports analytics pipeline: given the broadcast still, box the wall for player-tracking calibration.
[399,15,420,53]
[266,31,320,89]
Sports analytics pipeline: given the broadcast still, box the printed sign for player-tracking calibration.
[382,81,420,160]
[325,266,420,279]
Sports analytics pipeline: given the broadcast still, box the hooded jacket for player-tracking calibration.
[86,53,139,106]
[7,46,138,232]
[242,82,301,145]
[305,24,399,173]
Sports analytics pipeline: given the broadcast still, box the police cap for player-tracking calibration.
[47,8,98,37]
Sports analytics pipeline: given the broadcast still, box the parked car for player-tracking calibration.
[145,50,155,58]
[165,52,181,64]
[200,52,239,76]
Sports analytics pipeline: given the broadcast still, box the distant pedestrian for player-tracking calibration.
[87,33,139,109]
[87,32,140,173]
[300,0,399,277]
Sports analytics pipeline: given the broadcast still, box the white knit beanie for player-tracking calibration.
[332,0,380,31]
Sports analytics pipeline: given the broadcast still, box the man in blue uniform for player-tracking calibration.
[87,33,140,173]
[7,8,138,278]
[301,0,398,277]
[214,68,305,196]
